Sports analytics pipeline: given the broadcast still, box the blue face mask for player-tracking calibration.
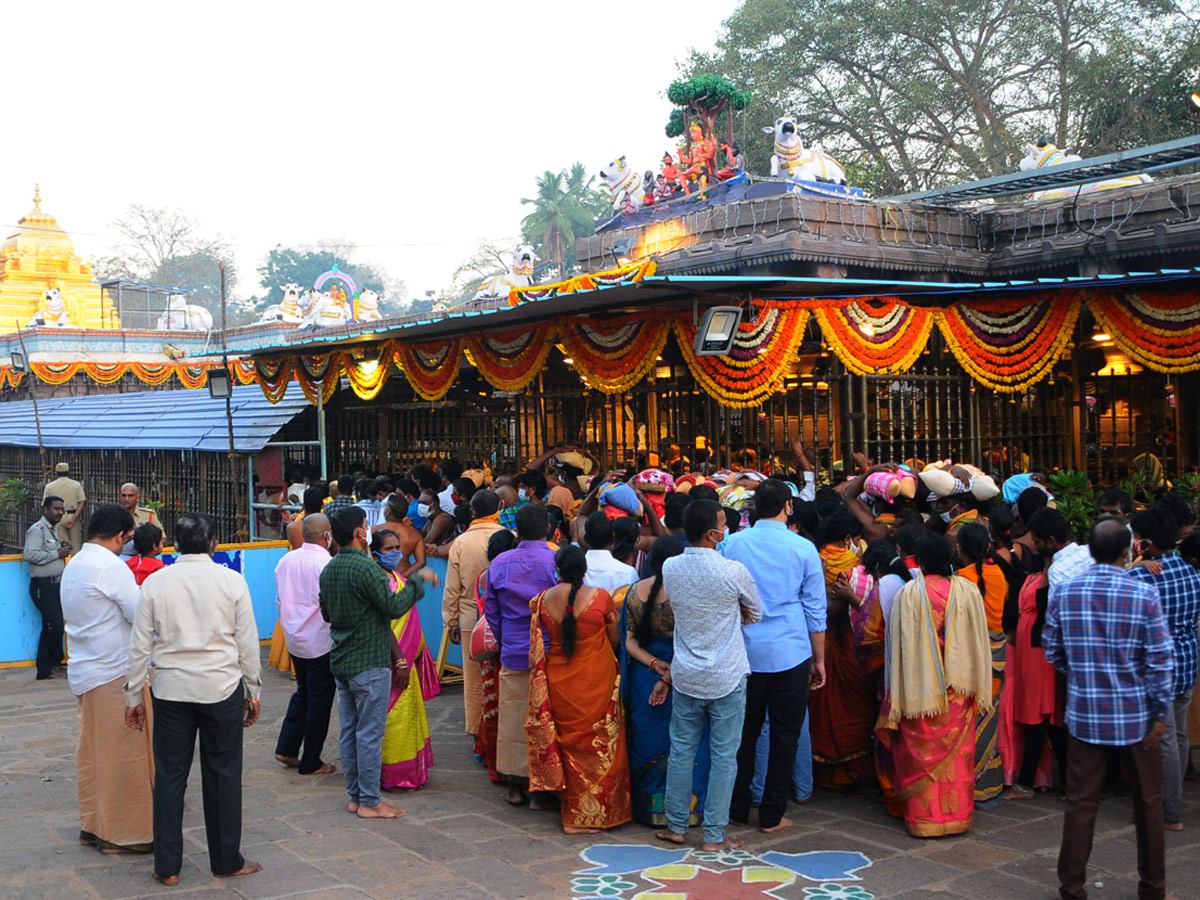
[375,550,404,571]
[939,510,954,524]
[714,527,731,553]
[518,487,528,502]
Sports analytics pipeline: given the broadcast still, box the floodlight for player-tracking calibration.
[694,306,743,356]
[208,366,232,400]
[10,349,27,374]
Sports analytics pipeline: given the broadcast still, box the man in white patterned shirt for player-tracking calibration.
[658,499,761,852]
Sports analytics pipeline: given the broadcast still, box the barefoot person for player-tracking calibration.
[320,506,436,819]
[657,500,761,851]
[124,512,262,886]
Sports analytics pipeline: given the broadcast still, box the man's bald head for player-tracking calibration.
[301,513,330,545]
[1089,517,1131,565]
[495,485,517,509]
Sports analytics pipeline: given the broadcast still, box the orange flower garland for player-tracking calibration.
[464,323,557,392]
[673,302,809,408]
[557,316,671,393]
[342,348,393,401]
[936,294,1080,393]
[295,355,342,404]
[253,358,294,403]
[507,260,657,306]
[1084,288,1200,373]
[393,338,464,402]
[812,297,934,375]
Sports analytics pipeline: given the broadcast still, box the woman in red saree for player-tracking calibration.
[876,536,992,837]
[526,545,631,834]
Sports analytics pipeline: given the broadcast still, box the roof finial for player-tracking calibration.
[32,183,41,212]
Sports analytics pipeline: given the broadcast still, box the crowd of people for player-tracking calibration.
[25,443,1200,897]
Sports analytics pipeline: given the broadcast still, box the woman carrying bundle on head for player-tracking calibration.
[525,545,631,833]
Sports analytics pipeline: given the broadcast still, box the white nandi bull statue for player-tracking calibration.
[354,289,383,321]
[156,294,214,331]
[1019,139,1151,200]
[762,115,847,184]
[599,156,645,212]
[256,283,307,324]
[302,289,351,329]
[473,244,538,301]
[27,287,74,327]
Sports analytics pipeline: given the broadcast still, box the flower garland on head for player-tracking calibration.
[393,337,464,401]
[557,315,671,393]
[1084,288,1200,373]
[812,297,934,375]
[464,323,557,392]
[936,293,1080,392]
[673,301,809,408]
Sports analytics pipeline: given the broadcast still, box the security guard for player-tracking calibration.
[43,462,87,554]
[23,495,70,680]
[118,482,156,561]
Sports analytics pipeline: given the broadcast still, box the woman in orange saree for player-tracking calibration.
[526,545,631,834]
[875,536,992,837]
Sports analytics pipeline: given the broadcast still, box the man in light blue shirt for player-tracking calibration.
[722,478,826,833]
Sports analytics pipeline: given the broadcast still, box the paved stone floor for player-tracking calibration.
[1,658,1197,900]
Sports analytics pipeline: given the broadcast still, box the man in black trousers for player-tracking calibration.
[124,512,263,886]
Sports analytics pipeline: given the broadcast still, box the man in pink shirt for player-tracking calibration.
[273,514,336,774]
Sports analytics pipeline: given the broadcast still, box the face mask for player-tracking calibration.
[417,503,431,519]
[714,527,730,553]
[518,488,528,502]
[939,510,954,524]
[375,549,404,571]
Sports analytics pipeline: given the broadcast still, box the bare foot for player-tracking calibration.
[1002,785,1033,800]
[702,835,745,851]
[655,830,686,844]
[221,860,262,878]
[347,802,359,814]
[357,800,406,819]
[301,763,336,775]
[760,817,794,834]
[153,874,180,886]
[563,825,601,835]
[274,754,300,768]
[505,786,527,806]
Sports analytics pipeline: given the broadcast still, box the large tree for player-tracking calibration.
[683,0,1200,194]
[520,166,599,276]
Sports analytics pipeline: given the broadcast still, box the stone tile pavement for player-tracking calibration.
[0,657,1196,900]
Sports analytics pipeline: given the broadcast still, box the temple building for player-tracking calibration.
[0,187,115,331]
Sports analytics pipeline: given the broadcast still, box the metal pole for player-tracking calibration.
[247,454,257,541]
[318,389,328,479]
[13,322,46,471]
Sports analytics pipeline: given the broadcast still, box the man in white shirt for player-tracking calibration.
[273,514,336,775]
[60,504,152,854]
[1030,507,1093,601]
[582,511,638,594]
[124,513,262,887]
[659,500,761,852]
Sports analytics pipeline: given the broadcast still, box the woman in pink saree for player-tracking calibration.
[875,536,992,837]
[371,530,440,789]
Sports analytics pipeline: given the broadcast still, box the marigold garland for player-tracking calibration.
[29,361,82,385]
[557,316,671,393]
[464,323,557,392]
[342,348,393,401]
[393,338,464,402]
[1084,289,1200,373]
[295,355,342,404]
[936,294,1080,393]
[253,358,294,403]
[507,260,657,306]
[672,302,810,408]
[812,297,934,375]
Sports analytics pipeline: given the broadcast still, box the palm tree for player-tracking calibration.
[521,169,596,276]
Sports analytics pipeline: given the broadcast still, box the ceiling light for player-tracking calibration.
[1091,331,1112,343]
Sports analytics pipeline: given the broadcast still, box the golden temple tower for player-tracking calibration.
[0,186,115,332]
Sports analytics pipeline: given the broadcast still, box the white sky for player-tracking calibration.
[2,0,740,302]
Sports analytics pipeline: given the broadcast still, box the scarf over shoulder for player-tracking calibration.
[885,573,993,723]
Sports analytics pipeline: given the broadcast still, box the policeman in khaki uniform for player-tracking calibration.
[23,496,70,679]
[118,483,156,561]
[44,462,86,554]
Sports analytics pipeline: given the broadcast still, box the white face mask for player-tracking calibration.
[518,487,528,502]
[417,503,431,519]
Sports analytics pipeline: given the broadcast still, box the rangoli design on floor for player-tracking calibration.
[573,845,874,900]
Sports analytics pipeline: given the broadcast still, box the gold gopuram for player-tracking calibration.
[0,186,115,332]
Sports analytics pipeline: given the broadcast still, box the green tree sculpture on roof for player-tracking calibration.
[665,74,752,146]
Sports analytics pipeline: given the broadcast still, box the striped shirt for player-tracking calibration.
[1042,564,1173,745]
[1129,552,1200,699]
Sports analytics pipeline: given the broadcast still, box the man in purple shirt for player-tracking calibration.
[483,504,557,805]
[273,515,336,775]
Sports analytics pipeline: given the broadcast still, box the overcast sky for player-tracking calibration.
[3,0,741,302]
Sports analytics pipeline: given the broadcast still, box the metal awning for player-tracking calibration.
[234,267,1200,358]
[0,384,308,452]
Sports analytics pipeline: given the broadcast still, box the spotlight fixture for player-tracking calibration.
[207,366,232,400]
[694,306,743,356]
[9,349,27,374]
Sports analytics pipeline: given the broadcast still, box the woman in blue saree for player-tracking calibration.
[617,535,710,827]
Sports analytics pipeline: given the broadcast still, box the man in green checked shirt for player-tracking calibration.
[319,506,438,820]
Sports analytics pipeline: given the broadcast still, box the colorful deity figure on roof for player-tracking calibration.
[1018,138,1152,200]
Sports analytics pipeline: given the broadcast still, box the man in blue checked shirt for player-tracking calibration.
[1129,506,1200,833]
[1043,518,1174,900]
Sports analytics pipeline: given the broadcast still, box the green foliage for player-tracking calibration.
[667,74,753,111]
[1118,469,1157,505]
[1172,473,1200,519]
[520,164,601,276]
[680,0,1200,192]
[666,108,686,139]
[256,247,386,307]
[1049,469,1097,542]
[0,477,28,517]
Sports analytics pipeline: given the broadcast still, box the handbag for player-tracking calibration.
[470,614,499,662]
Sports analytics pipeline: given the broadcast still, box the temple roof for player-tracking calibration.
[0,185,76,261]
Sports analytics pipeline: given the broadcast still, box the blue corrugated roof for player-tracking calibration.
[0,384,308,452]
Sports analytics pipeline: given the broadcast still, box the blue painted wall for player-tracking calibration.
[0,545,462,670]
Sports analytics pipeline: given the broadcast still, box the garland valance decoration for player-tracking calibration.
[507,260,657,306]
[1084,288,1200,374]
[936,293,1081,393]
[464,323,557,392]
[0,359,249,391]
[393,338,464,402]
[557,316,671,393]
[811,296,935,375]
[673,301,811,408]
